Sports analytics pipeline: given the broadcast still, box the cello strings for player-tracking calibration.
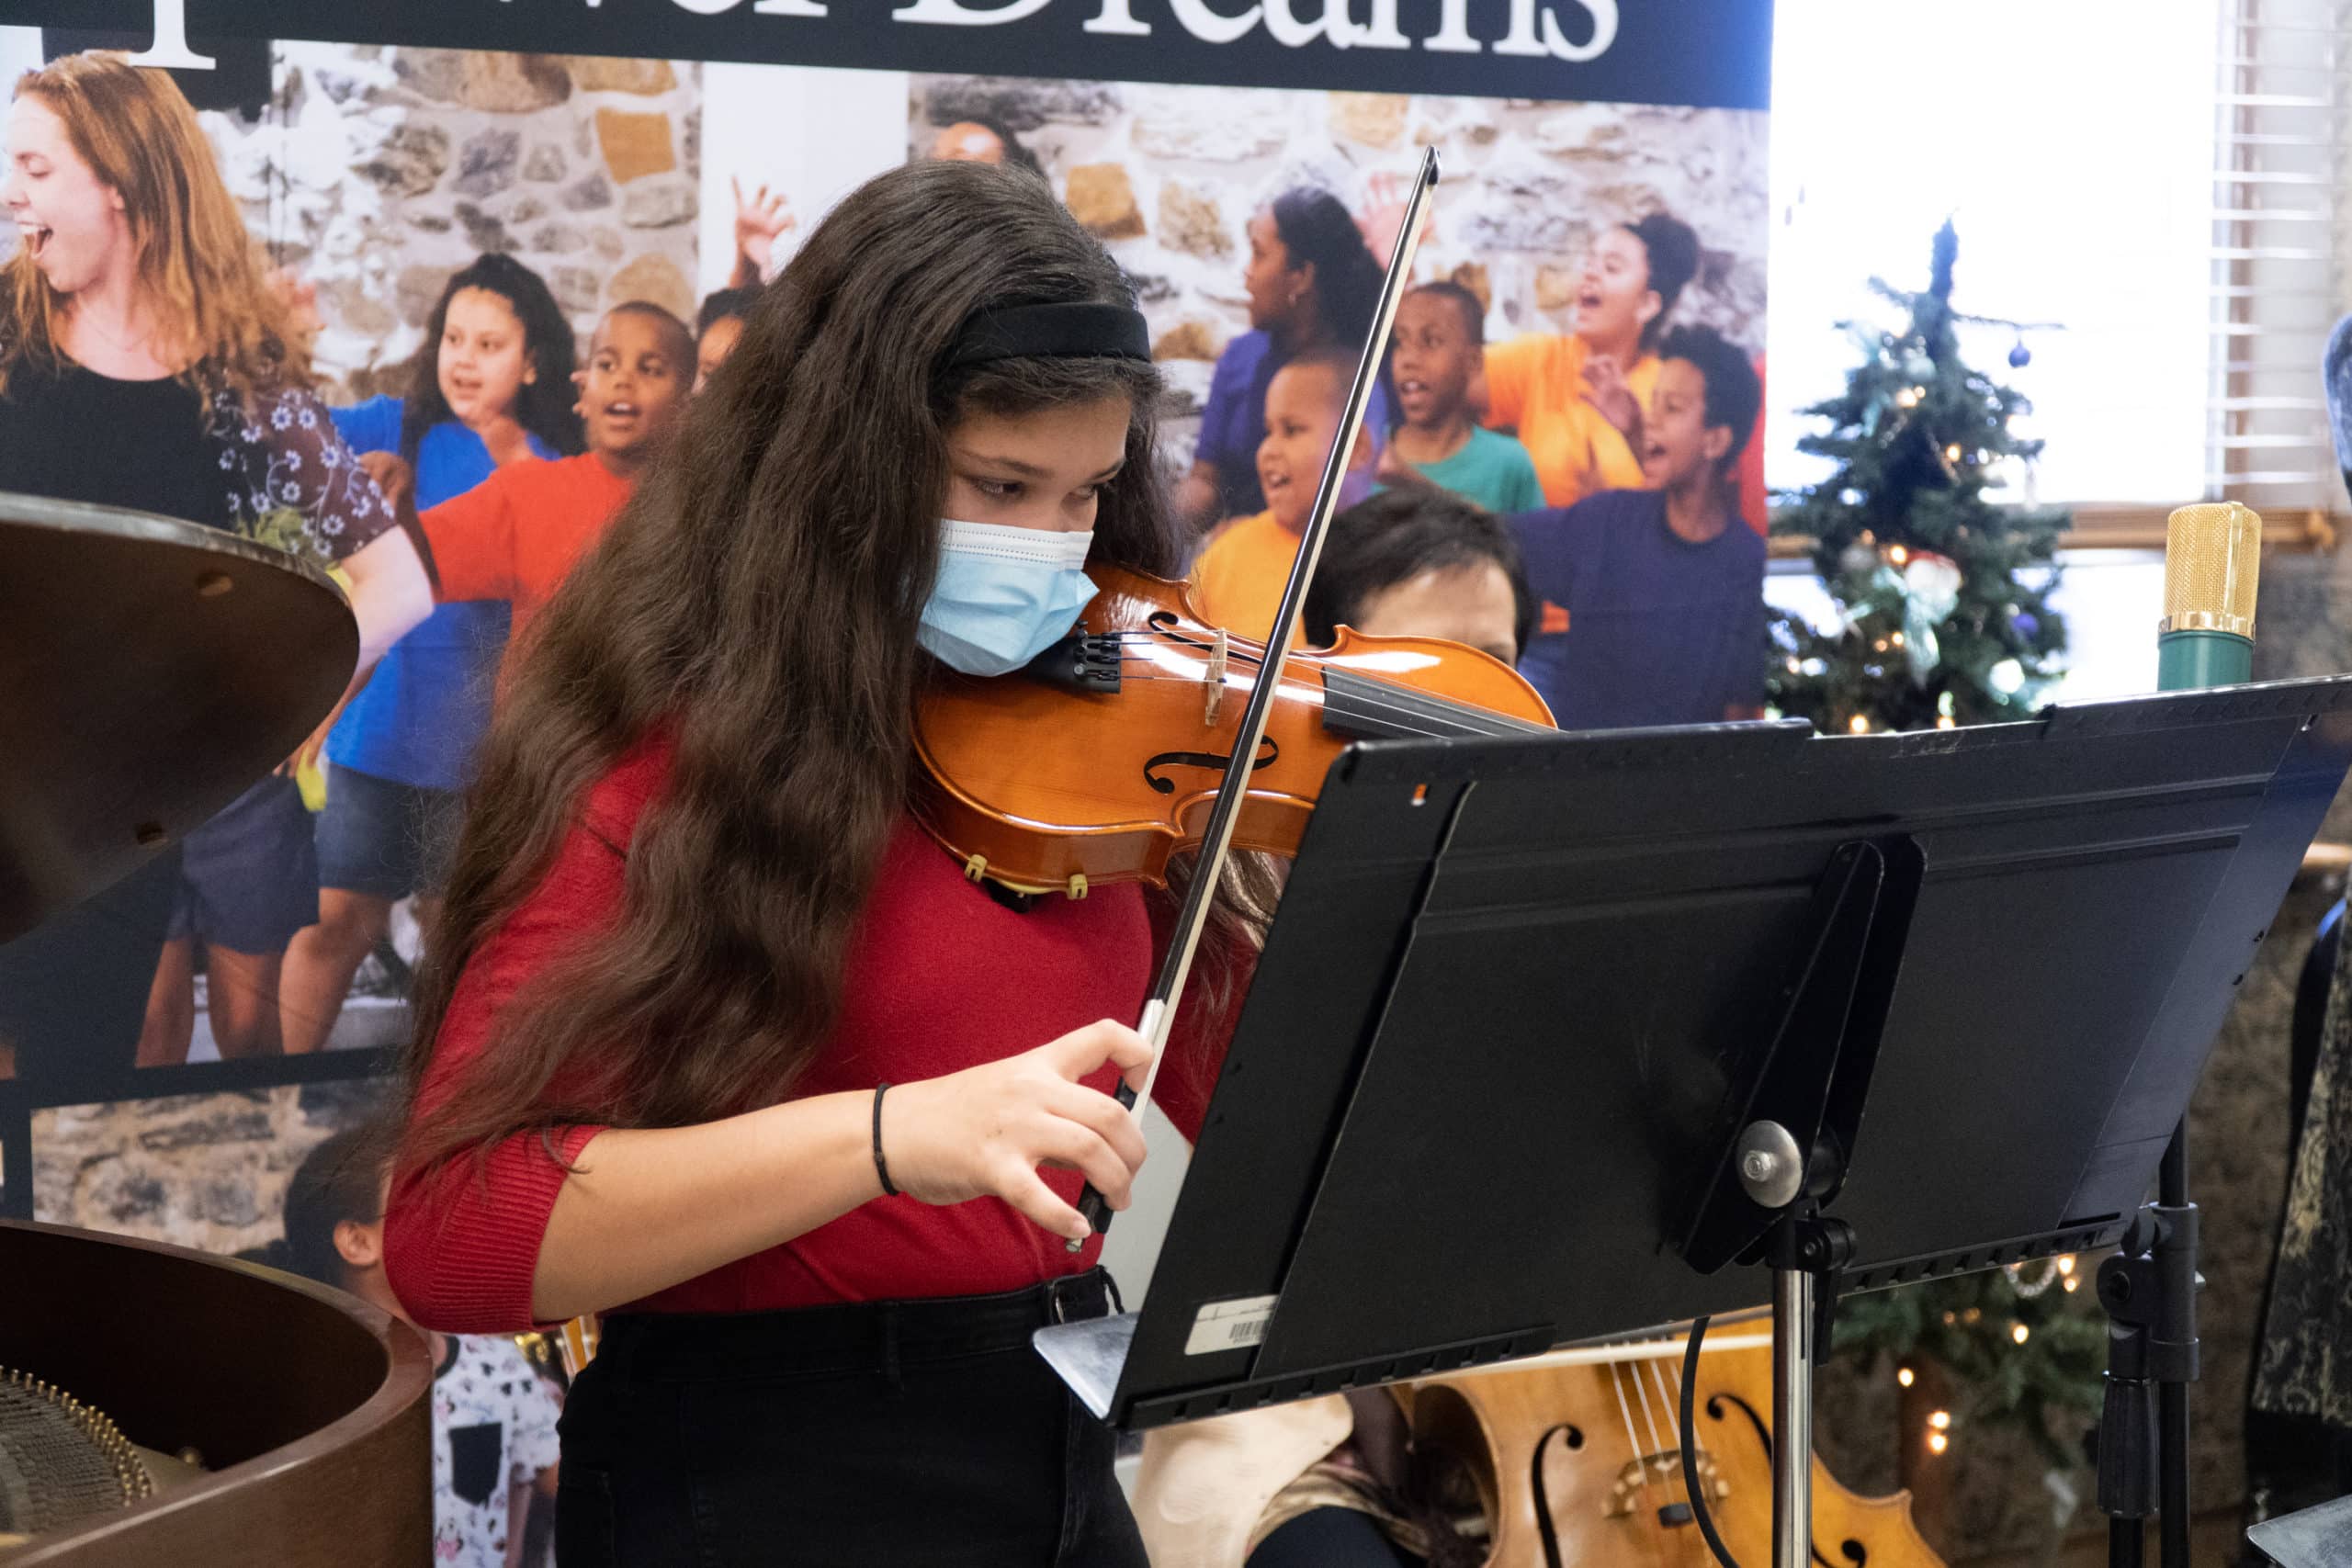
[1609,1360,1674,1566]
[1648,1358,1682,1441]
[1607,1359,1646,1465]
[1599,1363,1674,1541]
[1627,1348,1670,1461]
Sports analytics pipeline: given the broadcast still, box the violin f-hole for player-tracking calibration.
[1142,739,1279,795]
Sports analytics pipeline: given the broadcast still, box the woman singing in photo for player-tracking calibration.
[0,51,431,1075]
[384,159,1264,1565]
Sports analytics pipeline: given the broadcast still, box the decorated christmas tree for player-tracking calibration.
[1768,222,2070,734]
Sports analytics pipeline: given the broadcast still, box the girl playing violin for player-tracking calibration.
[382,159,1261,1566]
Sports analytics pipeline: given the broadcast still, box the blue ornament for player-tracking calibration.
[2011,610,2039,640]
[2008,340,2031,368]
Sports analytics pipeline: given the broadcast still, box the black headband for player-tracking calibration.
[945,302,1153,369]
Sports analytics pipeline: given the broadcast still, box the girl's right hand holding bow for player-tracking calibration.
[880,1019,1153,1243]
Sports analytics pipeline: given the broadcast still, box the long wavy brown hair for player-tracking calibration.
[0,52,304,402]
[399,161,1271,1175]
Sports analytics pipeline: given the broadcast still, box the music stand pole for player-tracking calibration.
[2097,1121,2199,1568]
[1756,1191,1859,1568]
[2158,1128,2192,1568]
[1773,1264,1814,1568]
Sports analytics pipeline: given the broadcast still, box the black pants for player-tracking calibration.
[555,1271,1146,1567]
[1248,1508,1424,1567]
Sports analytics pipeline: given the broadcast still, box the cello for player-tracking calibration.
[1399,1327,1943,1568]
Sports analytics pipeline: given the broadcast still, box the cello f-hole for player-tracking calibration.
[1528,1423,1580,1568]
[1709,1390,1774,1456]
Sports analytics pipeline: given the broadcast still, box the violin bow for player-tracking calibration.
[1074,147,1442,1246]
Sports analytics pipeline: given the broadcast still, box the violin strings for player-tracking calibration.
[1097,634,1550,731]
[1101,677,1486,747]
[1103,664,1543,739]
[1098,672,1510,744]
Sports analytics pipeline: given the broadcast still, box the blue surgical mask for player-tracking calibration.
[917,518,1099,677]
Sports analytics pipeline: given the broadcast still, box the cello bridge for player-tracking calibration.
[1604,1450,1728,1520]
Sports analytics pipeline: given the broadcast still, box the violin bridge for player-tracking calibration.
[1203,629,1228,728]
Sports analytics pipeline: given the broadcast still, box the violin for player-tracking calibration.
[911,564,1555,898]
[1400,1329,1943,1568]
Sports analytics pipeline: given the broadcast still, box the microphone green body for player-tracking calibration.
[2156,628,2252,693]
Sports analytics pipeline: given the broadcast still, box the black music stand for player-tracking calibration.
[1036,675,2352,1568]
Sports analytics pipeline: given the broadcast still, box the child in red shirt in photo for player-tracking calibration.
[416,301,693,639]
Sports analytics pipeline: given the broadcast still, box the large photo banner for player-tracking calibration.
[0,9,1768,1551]
[20,0,1770,106]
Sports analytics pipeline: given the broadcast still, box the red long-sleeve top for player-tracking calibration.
[384,732,1238,1333]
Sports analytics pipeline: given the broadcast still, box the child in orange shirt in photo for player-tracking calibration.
[1189,347,1374,649]
[1480,213,1699,510]
[416,301,693,639]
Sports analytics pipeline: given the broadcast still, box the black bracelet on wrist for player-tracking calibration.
[872,1082,899,1198]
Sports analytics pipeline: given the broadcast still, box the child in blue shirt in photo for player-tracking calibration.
[1180,187,1394,530]
[278,255,581,1054]
[1511,324,1767,730]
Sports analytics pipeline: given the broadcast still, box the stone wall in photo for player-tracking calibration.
[911,75,1769,454]
[204,47,703,402]
[34,1080,385,1257]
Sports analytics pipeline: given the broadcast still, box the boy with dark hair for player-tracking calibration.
[1386,282,1543,514]
[1303,488,1535,667]
[280,1123,560,1568]
[415,300,692,640]
[1512,323,1768,728]
[695,286,759,393]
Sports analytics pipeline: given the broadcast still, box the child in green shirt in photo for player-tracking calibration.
[1385,281,1544,514]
